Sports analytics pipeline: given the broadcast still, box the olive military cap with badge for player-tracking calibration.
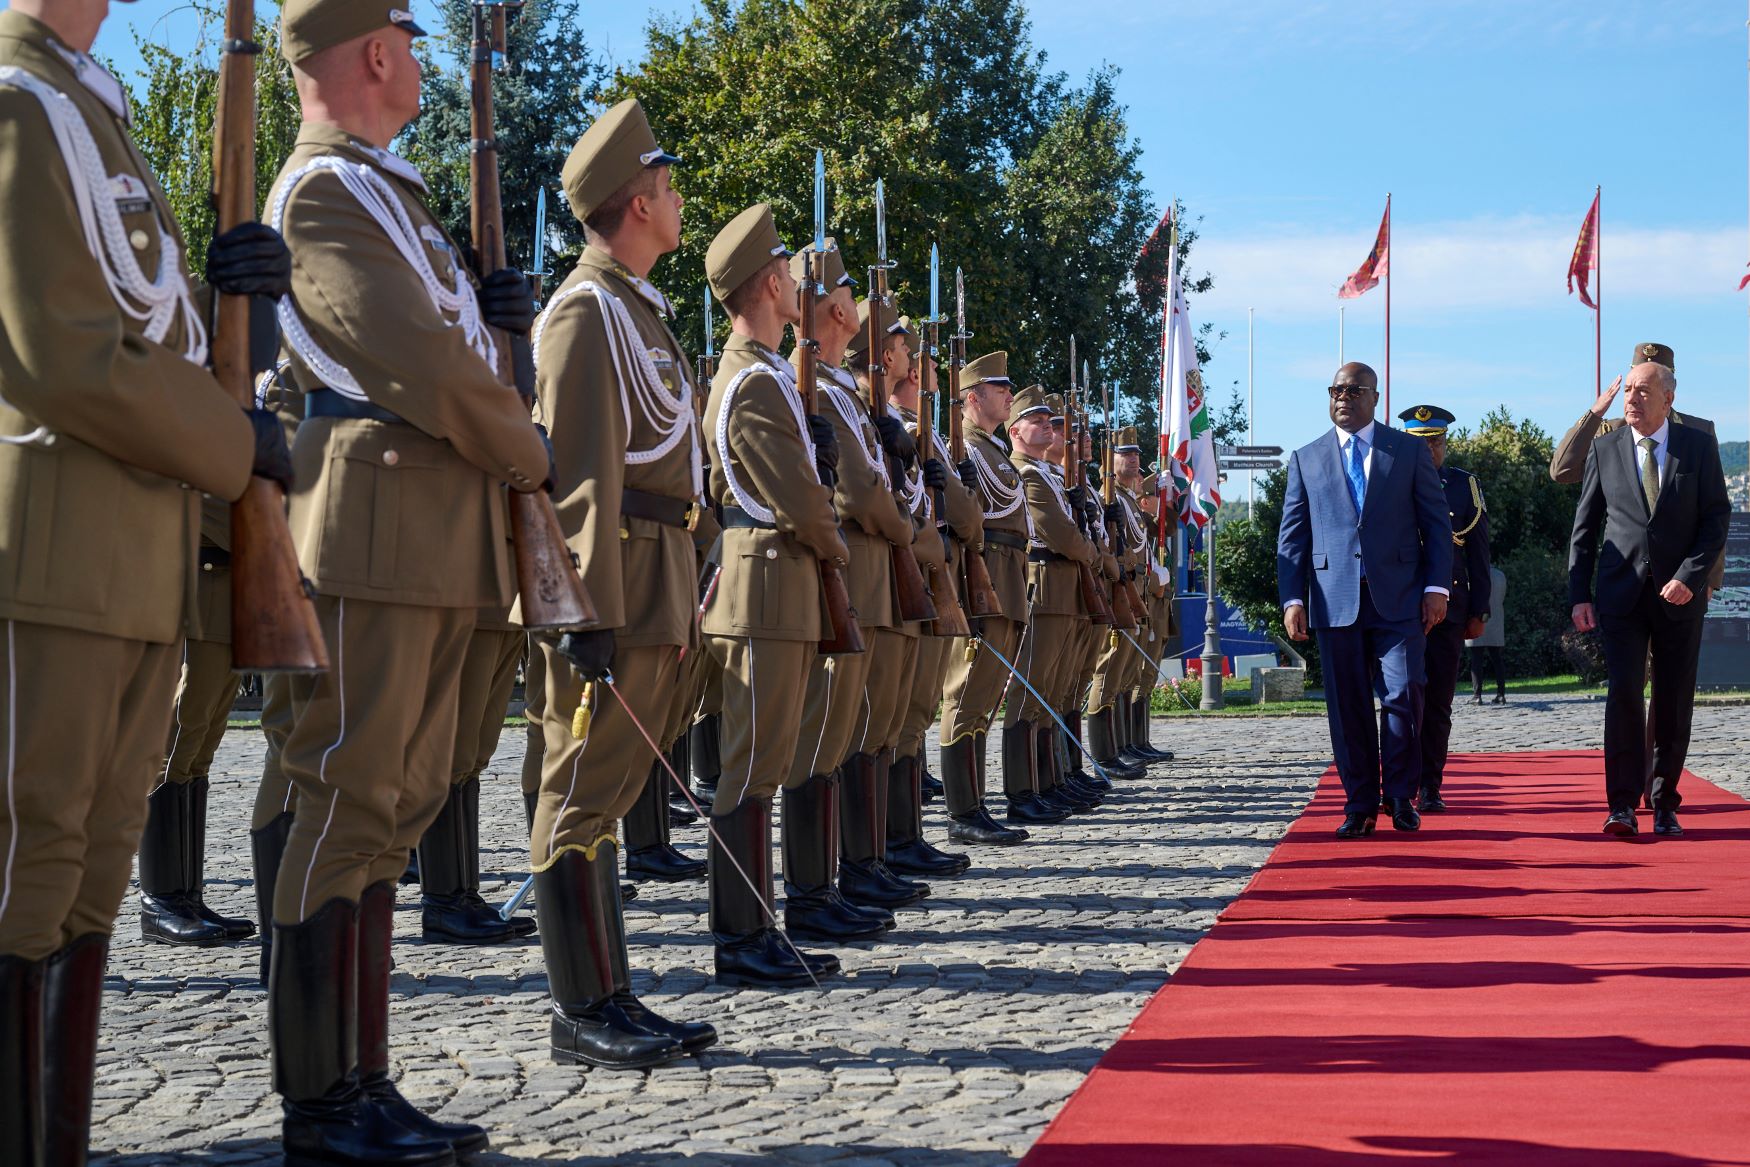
[561,98,681,223]
[706,203,792,301]
[280,0,427,63]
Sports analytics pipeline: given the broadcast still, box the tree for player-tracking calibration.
[126,1,301,278]
[402,0,605,272]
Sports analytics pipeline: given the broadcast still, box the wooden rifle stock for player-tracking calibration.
[945,326,1003,619]
[469,2,596,631]
[917,322,969,638]
[798,251,865,655]
[211,0,327,674]
[865,268,937,624]
[1064,382,1114,626]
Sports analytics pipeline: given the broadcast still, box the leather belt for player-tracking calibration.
[306,387,406,425]
[621,488,700,530]
[984,529,1028,551]
[722,506,777,531]
[1028,549,1069,563]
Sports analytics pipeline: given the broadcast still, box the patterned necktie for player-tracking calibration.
[1345,434,1367,515]
[1638,436,1659,512]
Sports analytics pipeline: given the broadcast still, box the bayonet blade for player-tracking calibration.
[930,244,939,322]
[1069,336,1077,393]
[1082,360,1090,397]
[703,284,714,361]
[874,178,887,268]
[813,149,826,255]
[955,267,965,334]
[530,188,549,276]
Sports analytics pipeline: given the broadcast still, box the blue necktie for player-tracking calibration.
[1345,434,1367,515]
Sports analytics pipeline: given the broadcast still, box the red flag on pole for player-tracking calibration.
[1568,190,1600,308]
[1339,200,1390,299]
[1737,262,1750,291]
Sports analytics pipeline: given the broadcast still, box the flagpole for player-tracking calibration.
[1247,306,1255,520]
[1594,184,1602,401]
[1338,306,1345,365]
[1383,193,1392,416]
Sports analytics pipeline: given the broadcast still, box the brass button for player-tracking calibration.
[202,561,214,572]
[619,527,630,541]
[382,450,399,466]
[129,229,150,250]
[765,548,777,559]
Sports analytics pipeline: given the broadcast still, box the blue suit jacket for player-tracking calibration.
[1276,424,1453,628]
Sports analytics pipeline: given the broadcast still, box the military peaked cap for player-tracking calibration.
[1009,384,1052,426]
[706,204,792,300]
[1398,404,1456,437]
[281,0,426,64]
[1116,425,1142,452]
[962,351,1010,389]
[1631,341,1674,371]
[561,99,681,223]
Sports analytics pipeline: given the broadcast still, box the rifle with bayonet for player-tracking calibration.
[804,152,866,655]
[1102,380,1146,627]
[948,268,1003,619]
[1067,344,1115,625]
[528,187,550,302]
[470,0,597,630]
[866,179,938,624]
[210,0,328,672]
[918,244,970,637]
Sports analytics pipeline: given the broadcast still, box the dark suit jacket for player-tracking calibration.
[1277,424,1453,629]
[1567,421,1731,621]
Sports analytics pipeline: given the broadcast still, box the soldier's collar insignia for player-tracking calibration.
[361,145,428,192]
[52,43,130,124]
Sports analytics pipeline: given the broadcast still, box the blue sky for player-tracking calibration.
[96,0,1750,458]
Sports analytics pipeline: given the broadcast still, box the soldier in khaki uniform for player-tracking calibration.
[937,354,1040,837]
[703,203,847,987]
[523,99,717,1068]
[777,241,909,942]
[0,4,294,1160]
[138,499,256,948]
[263,5,557,1162]
[1007,385,1101,818]
[1113,433,1175,763]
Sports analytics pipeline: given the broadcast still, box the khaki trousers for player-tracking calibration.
[856,628,919,755]
[521,635,544,798]
[274,597,474,923]
[161,637,241,787]
[251,673,299,829]
[1007,612,1076,726]
[451,626,524,786]
[938,615,1022,744]
[706,633,813,813]
[901,634,950,758]
[0,621,177,958]
[531,640,681,866]
[1086,626,1130,714]
[787,649,874,786]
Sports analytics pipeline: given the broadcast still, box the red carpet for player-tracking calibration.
[1023,752,1750,1166]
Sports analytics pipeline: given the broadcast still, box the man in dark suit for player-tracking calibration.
[1569,359,1731,838]
[1278,363,1453,838]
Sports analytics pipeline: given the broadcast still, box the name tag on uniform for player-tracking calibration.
[110,173,151,215]
[649,347,675,389]
[419,224,454,257]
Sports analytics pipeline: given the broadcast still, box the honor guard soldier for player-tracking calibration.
[1086,427,1158,772]
[0,2,295,1161]
[937,354,1035,839]
[1399,404,1491,812]
[1115,434,1175,763]
[703,203,847,987]
[263,3,559,1162]
[781,241,911,941]
[525,98,717,1068]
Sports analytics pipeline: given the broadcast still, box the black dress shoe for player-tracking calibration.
[885,837,972,878]
[550,1001,683,1070]
[1006,793,1069,825]
[921,768,944,803]
[668,801,699,827]
[1492,694,1507,705]
[360,1073,489,1159]
[1603,808,1639,837]
[948,806,1029,846]
[611,991,718,1053]
[620,882,638,903]
[1419,791,1446,813]
[1335,813,1376,838]
[626,843,706,882]
[839,860,928,909]
[1653,809,1683,837]
[421,892,530,944]
[1386,798,1420,832]
[1469,694,1484,706]
[715,928,839,988]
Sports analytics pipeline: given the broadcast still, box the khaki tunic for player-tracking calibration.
[1007,452,1095,725]
[0,13,255,959]
[267,124,548,920]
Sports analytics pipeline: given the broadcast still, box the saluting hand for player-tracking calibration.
[1589,375,1623,419]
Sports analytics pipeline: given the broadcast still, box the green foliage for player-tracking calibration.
[126,1,301,278]
[612,0,1201,421]
[401,0,604,271]
[1720,439,1747,478]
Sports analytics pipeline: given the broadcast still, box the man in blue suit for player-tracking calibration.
[1277,363,1454,837]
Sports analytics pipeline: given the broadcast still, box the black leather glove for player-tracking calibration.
[248,408,294,493]
[208,222,292,300]
[873,414,917,464]
[510,334,536,399]
[922,458,948,490]
[807,413,840,475]
[1067,486,1088,512]
[1083,497,1102,528]
[556,629,615,681]
[479,268,537,335]
[1104,501,1125,525]
[533,422,557,493]
[956,458,978,492]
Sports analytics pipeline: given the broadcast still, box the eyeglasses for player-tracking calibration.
[1327,385,1373,400]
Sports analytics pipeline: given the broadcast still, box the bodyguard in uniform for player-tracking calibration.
[265,4,556,1161]
[1,2,293,1161]
[703,203,847,987]
[1398,405,1491,811]
[525,98,718,1068]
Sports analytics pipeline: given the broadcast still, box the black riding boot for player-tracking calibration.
[837,752,928,908]
[1,951,44,1167]
[1086,706,1130,784]
[885,752,970,877]
[139,781,230,946]
[252,811,295,984]
[920,758,944,804]
[537,843,683,1069]
[419,779,532,943]
[38,934,108,1167]
[272,899,453,1167]
[1003,722,1066,824]
[358,882,489,1156]
[1130,692,1173,760]
[189,777,257,938]
[1038,723,1096,814]
[711,798,839,987]
[1115,694,1159,769]
[1066,708,1115,790]
[944,733,1027,845]
[783,772,891,942]
[665,737,698,825]
[625,760,705,882]
[689,715,721,805]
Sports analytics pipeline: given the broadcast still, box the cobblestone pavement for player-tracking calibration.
[91,696,1748,1165]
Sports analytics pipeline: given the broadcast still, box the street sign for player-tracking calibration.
[1221,458,1283,471]
[1217,444,1283,458]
